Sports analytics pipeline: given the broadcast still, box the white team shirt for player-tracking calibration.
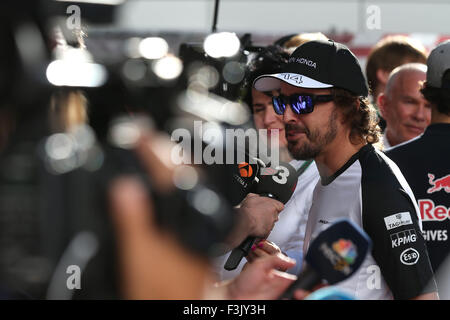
[302,144,434,300]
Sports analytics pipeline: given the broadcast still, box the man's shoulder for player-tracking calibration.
[289,159,320,183]
[385,136,424,161]
[358,146,418,217]
[358,144,404,185]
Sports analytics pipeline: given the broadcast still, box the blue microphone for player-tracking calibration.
[279,219,372,299]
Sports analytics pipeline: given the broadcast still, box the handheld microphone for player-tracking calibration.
[221,155,264,207]
[224,162,298,271]
[279,219,372,299]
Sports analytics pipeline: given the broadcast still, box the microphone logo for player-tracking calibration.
[332,239,357,264]
[238,162,253,178]
[320,239,358,275]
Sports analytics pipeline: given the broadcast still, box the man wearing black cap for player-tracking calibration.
[386,40,450,299]
[254,39,438,299]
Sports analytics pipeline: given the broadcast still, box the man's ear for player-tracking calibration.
[377,93,387,118]
[376,69,390,87]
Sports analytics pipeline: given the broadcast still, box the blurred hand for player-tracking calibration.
[134,128,179,193]
[239,193,284,238]
[293,289,312,300]
[246,240,290,271]
[224,253,297,300]
[284,283,328,300]
[110,176,212,299]
[223,194,284,250]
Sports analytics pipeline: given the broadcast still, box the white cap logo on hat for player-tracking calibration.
[254,72,332,92]
[288,57,317,69]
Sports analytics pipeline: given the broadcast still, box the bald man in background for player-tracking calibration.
[378,63,431,148]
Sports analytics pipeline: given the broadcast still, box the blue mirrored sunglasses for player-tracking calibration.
[272,94,334,115]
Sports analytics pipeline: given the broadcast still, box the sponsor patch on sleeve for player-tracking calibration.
[400,248,420,265]
[384,212,413,231]
[390,229,417,248]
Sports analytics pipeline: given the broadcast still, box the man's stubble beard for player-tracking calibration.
[287,109,338,160]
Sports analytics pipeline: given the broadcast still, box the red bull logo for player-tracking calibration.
[419,199,450,221]
[427,173,450,194]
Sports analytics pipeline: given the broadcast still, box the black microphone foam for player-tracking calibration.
[279,218,372,299]
[255,162,298,204]
[224,156,264,207]
[224,162,298,271]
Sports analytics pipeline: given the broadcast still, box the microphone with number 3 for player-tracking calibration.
[224,162,298,271]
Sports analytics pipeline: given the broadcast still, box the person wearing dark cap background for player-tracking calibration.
[254,39,438,299]
[386,40,450,299]
[241,45,292,163]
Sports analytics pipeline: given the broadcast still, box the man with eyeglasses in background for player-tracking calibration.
[253,39,438,300]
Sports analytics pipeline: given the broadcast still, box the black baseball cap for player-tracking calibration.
[426,40,450,88]
[253,39,369,96]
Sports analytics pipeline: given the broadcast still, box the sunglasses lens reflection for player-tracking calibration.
[287,95,314,114]
[272,96,285,115]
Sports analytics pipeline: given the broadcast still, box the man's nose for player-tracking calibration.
[413,103,429,122]
[263,106,278,126]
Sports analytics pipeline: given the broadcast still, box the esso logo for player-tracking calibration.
[400,248,420,265]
